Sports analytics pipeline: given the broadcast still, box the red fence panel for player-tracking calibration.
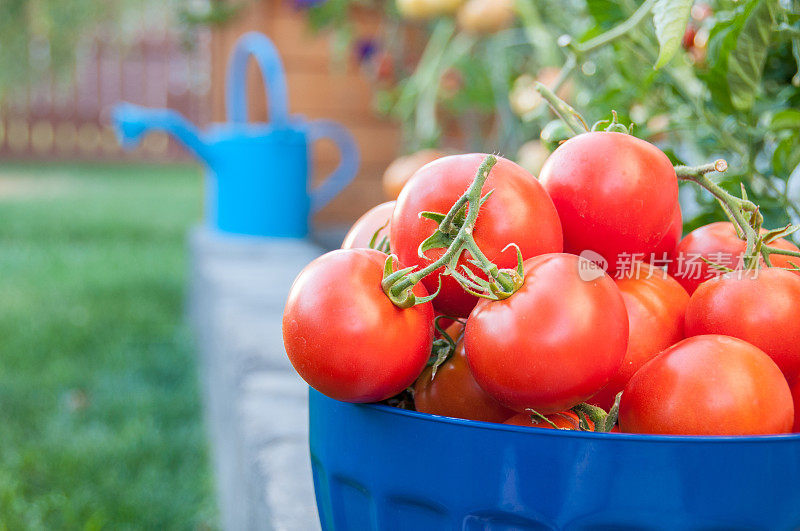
[0,28,211,162]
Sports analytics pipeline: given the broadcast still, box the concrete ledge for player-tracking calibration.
[189,227,324,531]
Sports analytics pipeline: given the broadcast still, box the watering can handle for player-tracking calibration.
[308,120,360,213]
[226,32,290,127]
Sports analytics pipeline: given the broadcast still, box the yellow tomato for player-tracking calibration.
[397,0,465,20]
[509,67,571,118]
[383,149,447,199]
[516,140,549,177]
[457,0,515,34]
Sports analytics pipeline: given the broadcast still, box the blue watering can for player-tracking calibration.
[112,32,360,238]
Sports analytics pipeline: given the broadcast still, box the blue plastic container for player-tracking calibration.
[113,32,359,238]
[309,388,800,530]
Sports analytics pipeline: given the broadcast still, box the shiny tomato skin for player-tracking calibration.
[792,380,800,433]
[590,263,689,410]
[685,268,800,383]
[282,249,434,403]
[341,201,395,250]
[504,410,591,430]
[539,132,678,272]
[619,335,794,435]
[647,206,682,264]
[414,339,515,423]
[465,253,628,414]
[391,154,563,318]
[669,221,800,294]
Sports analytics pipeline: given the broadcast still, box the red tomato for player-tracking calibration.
[590,262,689,410]
[376,52,395,84]
[647,205,682,264]
[465,253,628,414]
[685,267,800,383]
[619,335,794,435]
[668,221,800,294]
[682,24,698,50]
[504,410,591,430]
[391,154,563,318]
[414,339,515,423]
[282,249,434,403]
[341,201,395,250]
[792,380,800,433]
[539,132,678,273]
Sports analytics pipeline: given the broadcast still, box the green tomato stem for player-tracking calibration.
[674,160,800,270]
[385,155,521,307]
[389,155,498,297]
[534,82,589,135]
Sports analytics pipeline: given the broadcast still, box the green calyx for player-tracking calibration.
[524,393,621,432]
[571,392,622,433]
[538,83,633,138]
[591,110,631,135]
[448,243,524,301]
[368,221,392,254]
[381,255,441,309]
[381,154,526,309]
[427,315,465,380]
[525,409,563,430]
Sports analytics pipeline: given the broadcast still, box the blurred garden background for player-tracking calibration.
[0,163,214,527]
[2,0,800,528]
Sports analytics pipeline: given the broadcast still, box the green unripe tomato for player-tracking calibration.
[540,120,572,152]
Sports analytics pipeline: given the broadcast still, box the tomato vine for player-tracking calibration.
[381,154,525,308]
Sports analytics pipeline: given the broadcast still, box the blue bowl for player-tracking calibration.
[309,388,800,530]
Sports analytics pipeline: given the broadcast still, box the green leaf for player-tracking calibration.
[412,275,442,305]
[383,255,395,278]
[652,0,694,69]
[428,339,453,380]
[727,0,778,111]
[418,231,453,259]
[479,190,495,208]
[604,392,623,432]
[585,0,628,28]
[419,211,447,224]
[762,224,800,244]
[771,109,800,131]
[773,133,800,177]
[524,409,561,430]
[368,220,391,251]
[701,12,744,112]
[571,402,610,431]
[793,34,800,86]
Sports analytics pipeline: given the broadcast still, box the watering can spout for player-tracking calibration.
[112,103,212,164]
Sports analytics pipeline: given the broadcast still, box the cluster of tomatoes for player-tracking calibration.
[396,0,515,35]
[283,130,800,436]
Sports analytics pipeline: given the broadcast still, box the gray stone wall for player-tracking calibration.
[189,228,326,531]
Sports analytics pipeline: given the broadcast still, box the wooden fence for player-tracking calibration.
[0,29,211,162]
[210,0,403,224]
[1,1,405,224]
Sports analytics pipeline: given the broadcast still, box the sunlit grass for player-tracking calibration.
[0,162,216,529]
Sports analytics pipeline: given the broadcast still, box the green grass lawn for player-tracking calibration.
[0,163,216,529]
